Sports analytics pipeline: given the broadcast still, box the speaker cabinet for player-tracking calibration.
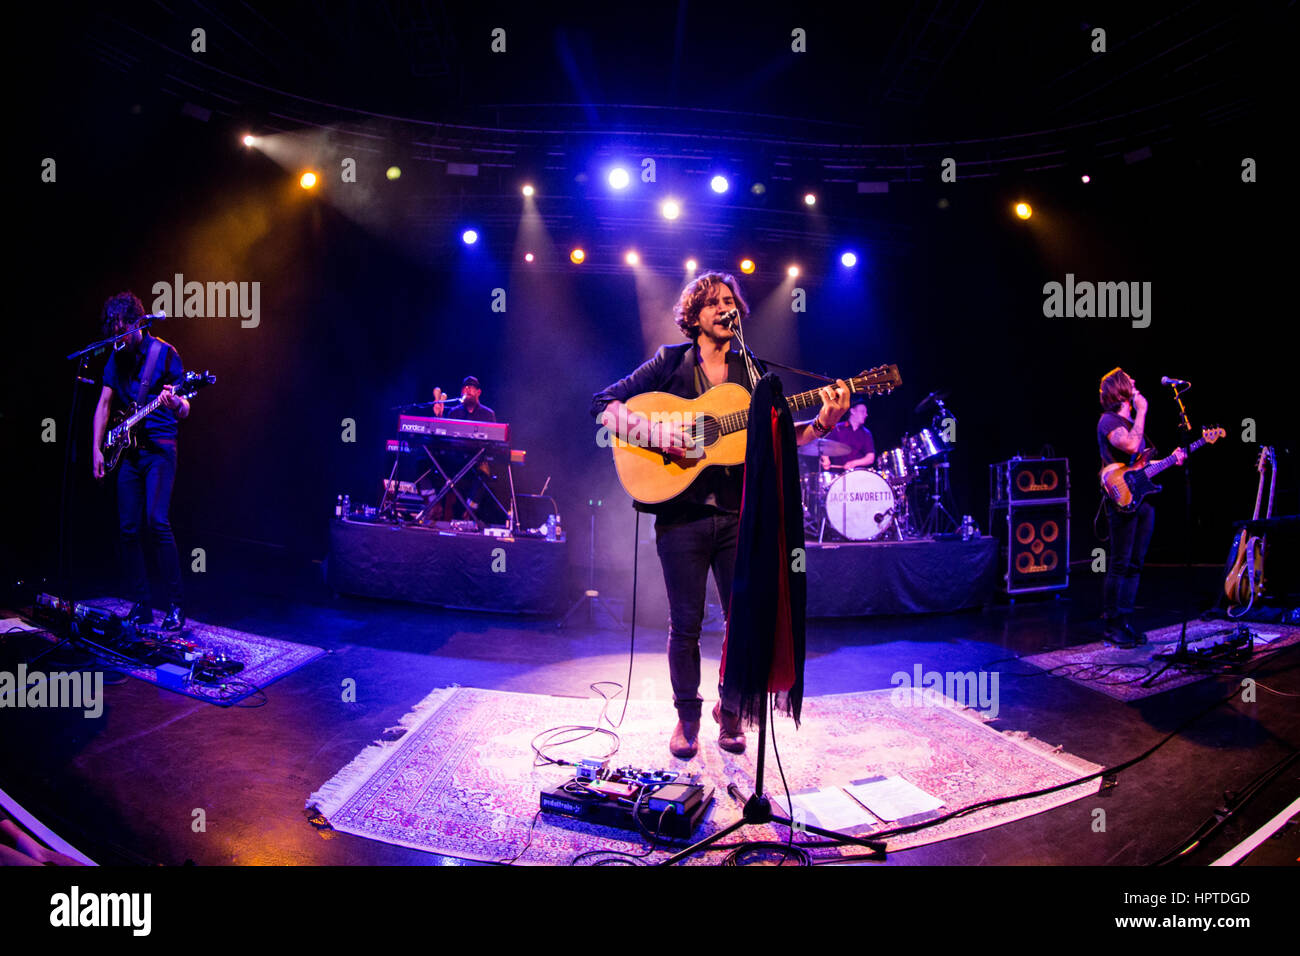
[990,458,1070,594]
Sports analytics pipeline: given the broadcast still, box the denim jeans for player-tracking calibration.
[1103,499,1154,618]
[654,509,739,722]
[118,444,184,608]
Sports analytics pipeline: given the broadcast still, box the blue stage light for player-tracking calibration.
[841,251,858,268]
[608,168,630,190]
[710,175,729,194]
[462,229,478,245]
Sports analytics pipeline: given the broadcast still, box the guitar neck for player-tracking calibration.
[123,393,169,430]
[718,384,858,436]
[1145,436,1207,478]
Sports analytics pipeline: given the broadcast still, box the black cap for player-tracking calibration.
[462,375,481,389]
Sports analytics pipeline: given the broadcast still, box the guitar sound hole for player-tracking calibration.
[694,416,721,445]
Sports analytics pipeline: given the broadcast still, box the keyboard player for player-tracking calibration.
[433,375,496,423]
[429,375,501,520]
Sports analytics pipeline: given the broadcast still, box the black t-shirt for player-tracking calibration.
[448,402,496,423]
[825,423,874,467]
[1098,411,1157,466]
[103,333,184,444]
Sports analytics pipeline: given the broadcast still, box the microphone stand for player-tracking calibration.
[1146,381,1201,682]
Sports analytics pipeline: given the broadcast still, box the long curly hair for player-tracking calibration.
[672,271,749,339]
[100,291,145,336]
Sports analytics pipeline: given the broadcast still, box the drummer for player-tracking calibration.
[820,400,875,472]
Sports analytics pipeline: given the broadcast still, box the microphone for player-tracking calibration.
[718,308,740,327]
[1160,376,1190,387]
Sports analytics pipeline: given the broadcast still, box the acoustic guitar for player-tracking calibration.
[1099,426,1225,512]
[1225,446,1276,612]
[609,365,901,504]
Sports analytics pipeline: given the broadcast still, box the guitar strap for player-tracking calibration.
[135,337,164,405]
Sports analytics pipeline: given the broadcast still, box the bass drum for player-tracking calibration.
[824,470,896,541]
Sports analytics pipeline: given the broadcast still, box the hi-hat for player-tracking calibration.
[914,389,949,414]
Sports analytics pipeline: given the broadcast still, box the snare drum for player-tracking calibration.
[823,470,896,541]
[877,447,911,483]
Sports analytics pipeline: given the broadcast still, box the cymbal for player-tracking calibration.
[913,389,949,414]
[798,439,852,458]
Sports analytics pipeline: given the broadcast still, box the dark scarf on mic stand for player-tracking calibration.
[719,373,807,728]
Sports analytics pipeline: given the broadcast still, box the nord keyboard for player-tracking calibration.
[387,438,526,465]
[397,415,509,444]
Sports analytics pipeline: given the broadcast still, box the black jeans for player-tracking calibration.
[118,443,183,608]
[654,509,739,722]
[1103,499,1154,619]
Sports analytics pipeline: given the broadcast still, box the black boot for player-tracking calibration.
[161,604,185,631]
[1103,615,1136,648]
[1119,616,1147,646]
[125,602,151,626]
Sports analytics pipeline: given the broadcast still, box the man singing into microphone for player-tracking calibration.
[592,271,850,758]
[1097,368,1185,646]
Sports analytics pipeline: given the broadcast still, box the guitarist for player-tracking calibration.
[91,292,190,630]
[591,271,850,758]
[1097,367,1185,646]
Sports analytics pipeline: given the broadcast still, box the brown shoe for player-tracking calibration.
[712,702,747,754]
[670,720,701,759]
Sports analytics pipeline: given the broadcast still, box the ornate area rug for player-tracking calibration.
[66,598,327,705]
[307,686,1102,865]
[1023,620,1300,703]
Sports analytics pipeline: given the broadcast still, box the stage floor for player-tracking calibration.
[1,553,1296,867]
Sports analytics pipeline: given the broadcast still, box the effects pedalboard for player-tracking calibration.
[32,594,245,687]
[539,760,713,841]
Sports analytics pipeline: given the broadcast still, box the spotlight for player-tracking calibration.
[462,229,479,245]
[524,252,535,262]
[804,193,816,206]
[840,252,857,268]
[710,175,729,194]
[299,172,317,189]
[570,248,586,264]
[241,134,256,147]
[685,258,697,272]
[739,258,755,274]
[608,168,630,190]
[522,184,535,196]
[1080,174,1091,184]
[751,182,766,195]
[386,166,401,180]
[1014,202,1032,220]
[625,250,639,266]
[787,265,800,278]
[661,199,681,220]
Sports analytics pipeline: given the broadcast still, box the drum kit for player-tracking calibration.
[800,391,960,541]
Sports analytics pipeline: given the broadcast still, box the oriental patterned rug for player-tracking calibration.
[65,598,327,705]
[307,686,1102,865]
[1023,619,1300,702]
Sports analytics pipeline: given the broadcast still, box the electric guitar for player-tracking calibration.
[1098,425,1225,512]
[101,370,217,472]
[1224,446,1276,612]
[609,365,901,504]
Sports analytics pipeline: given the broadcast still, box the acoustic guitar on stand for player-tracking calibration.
[610,365,901,504]
[1098,425,1225,512]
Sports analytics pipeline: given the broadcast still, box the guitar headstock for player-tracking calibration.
[850,365,901,396]
[1257,445,1275,471]
[177,370,217,398]
[1201,425,1226,445]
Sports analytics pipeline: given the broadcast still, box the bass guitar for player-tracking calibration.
[101,370,217,472]
[1225,446,1276,613]
[1098,426,1225,512]
[609,365,901,504]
